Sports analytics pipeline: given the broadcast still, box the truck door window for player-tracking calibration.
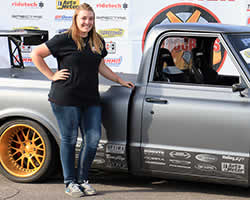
[154,36,240,87]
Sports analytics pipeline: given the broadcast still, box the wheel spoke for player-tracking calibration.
[11,140,22,146]
[27,159,36,169]
[37,143,43,147]
[20,157,25,168]
[27,160,30,169]
[32,131,36,141]
[15,155,22,162]
[10,147,21,151]
[10,150,21,157]
[27,128,30,137]
[30,158,37,168]
[33,156,41,164]
[36,155,44,159]
[16,133,22,142]
[22,129,28,140]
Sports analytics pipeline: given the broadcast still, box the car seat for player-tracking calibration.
[157,48,190,83]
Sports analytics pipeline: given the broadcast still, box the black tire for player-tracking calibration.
[0,119,55,183]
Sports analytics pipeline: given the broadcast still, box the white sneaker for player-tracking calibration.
[80,181,97,195]
[65,182,84,198]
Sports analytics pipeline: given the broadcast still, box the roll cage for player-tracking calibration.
[0,29,48,68]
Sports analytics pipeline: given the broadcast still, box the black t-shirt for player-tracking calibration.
[45,33,107,106]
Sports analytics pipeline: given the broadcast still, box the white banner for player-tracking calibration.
[0,0,249,74]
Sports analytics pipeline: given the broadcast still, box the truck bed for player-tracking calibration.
[0,67,137,86]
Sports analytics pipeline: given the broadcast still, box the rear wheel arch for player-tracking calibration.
[0,111,60,145]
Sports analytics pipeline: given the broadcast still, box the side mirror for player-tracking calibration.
[232,83,247,97]
[232,83,245,92]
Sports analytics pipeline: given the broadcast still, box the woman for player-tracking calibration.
[31,3,134,198]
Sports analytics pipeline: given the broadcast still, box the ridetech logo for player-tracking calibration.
[11,1,44,8]
[96,3,128,10]
[56,0,79,10]
[142,3,225,72]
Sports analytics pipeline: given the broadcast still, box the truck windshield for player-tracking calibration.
[227,34,250,77]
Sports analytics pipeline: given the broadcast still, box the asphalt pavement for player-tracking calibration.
[1,169,250,200]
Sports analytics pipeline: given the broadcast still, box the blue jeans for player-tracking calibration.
[50,102,101,184]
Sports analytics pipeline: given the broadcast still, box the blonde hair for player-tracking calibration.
[67,3,103,54]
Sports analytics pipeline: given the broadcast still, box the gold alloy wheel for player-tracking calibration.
[0,124,46,178]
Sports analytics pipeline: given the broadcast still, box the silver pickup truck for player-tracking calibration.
[1,23,250,187]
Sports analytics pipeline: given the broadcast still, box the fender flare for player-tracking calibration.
[0,107,60,145]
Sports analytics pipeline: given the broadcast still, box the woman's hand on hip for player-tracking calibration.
[51,69,70,81]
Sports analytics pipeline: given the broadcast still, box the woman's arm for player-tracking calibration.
[31,44,70,81]
[98,59,134,88]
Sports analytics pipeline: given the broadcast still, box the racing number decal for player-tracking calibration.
[142,3,226,72]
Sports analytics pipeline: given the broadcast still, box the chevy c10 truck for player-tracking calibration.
[1,23,250,187]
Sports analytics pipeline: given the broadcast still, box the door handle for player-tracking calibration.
[145,97,168,104]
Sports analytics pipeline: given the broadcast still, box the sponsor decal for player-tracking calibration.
[169,159,191,165]
[106,41,116,54]
[12,15,42,20]
[106,161,126,168]
[144,156,165,162]
[165,38,196,52]
[247,17,250,25]
[23,57,33,64]
[241,38,250,47]
[142,3,226,72]
[221,162,245,174]
[98,28,124,38]
[56,0,79,10]
[106,154,125,161]
[106,154,127,170]
[104,56,122,67]
[96,16,127,22]
[243,50,250,58]
[93,158,105,165]
[14,26,39,30]
[106,144,125,154]
[21,44,32,53]
[56,28,68,34]
[14,55,33,65]
[55,15,72,21]
[169,164,191,169]
[222,155,245,162]
[145,161,165,165]
[240,48,250,64]
[144,149,164,157]
[169,151,191,159]
[11,1,44,8]
[96,3,128,10]
[195,154,218,163]
[195,163,217,172]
